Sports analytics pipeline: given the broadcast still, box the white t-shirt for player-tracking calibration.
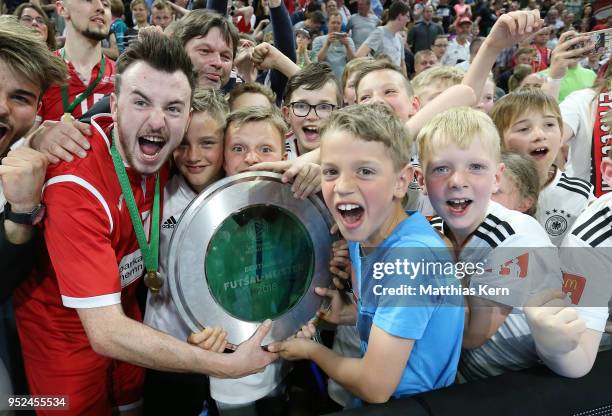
[560,88,598,182]
[559,192,612,332]
[432,201,563,381]
[144,174,288,404]
[441,39,470,66]
[144,174,196,341]
[363,26,403,67]
[536,169,594,246]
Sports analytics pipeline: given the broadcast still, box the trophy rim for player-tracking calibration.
[168,171,333,345]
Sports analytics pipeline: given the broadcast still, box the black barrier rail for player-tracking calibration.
[326,350,612,416]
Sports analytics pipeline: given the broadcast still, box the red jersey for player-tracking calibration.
[531,45,551,72]
[36,51,116,122]
[14,115,167,412]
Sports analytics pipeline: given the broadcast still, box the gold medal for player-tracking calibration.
[145,271,164,294]
[61,113,73,124]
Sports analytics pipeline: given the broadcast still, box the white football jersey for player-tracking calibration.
[560,192,612,331]
[431,201,563,381]
[536,169,594,246]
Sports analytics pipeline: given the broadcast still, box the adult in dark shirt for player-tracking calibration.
[475,0,497,36]
[408,4,444,52]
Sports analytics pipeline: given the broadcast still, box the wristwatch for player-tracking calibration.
[3,202,46,226]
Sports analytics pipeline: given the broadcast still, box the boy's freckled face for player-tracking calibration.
[173,112,224,193]
[423,139,503,246]
[223,120,285,176]
[284,82,338,155]
[503,111,562,184]
[357,69,417,122]
[321,130,407,245]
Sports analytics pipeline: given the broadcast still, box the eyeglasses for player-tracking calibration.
[20,15,45,25]
[433,43,448,47]
[289,102,336,118]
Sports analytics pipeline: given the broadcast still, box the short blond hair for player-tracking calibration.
[227,82,276,109]
[411,66,464,97]
[192,88,229,129]
[226,106,288,147]
[340,56,374,92]
[417,107,501,173]
[152,0,172,12]
[501,151,540,217]
[353,59,413,99]
[490,87,563,150]
[130,0,148,11]
[320,103,411,171]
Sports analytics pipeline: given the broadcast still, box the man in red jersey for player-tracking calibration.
[14,33,276,416]
[26,0,116,164]
[39,0,115,122]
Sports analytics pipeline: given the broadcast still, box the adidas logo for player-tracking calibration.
[162,216,177,229]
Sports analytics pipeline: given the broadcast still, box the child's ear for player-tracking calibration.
[417,168,428,195]
[282,105,291,122]
[394,163,414,198]
[282,152,287,161]
[493,162,505,194]
[601,158,612,189]
[410,96,421,117]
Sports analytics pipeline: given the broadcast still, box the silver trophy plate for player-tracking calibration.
[168,171,332,345]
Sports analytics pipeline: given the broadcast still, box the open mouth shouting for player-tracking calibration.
[0,123,9,144]
[138,134,167,160]
[302,125,320,142]
[446,198,472,215]
[529,146,549,160]
[336,203,364,229]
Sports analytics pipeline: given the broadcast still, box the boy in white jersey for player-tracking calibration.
[418,107,597,380]
[144,89,230,414]
[558,151,612,341]
[145,101,322,413]
[490,87,594,246]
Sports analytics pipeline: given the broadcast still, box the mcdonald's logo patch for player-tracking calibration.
[562,273,586,305]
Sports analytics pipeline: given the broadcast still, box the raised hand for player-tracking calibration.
[524,288,586,356]
[484,10,544,51]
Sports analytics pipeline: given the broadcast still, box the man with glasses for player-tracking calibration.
[282,63,342,159]
[432,35,449,62]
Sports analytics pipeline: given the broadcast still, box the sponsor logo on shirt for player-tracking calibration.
[562,272,586,305]
[162,216,177,229]
[485,253,529,279]
[118,249,144,288]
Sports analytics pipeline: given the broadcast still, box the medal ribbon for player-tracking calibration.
[110,128,160,277]
[60,49,106,116]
